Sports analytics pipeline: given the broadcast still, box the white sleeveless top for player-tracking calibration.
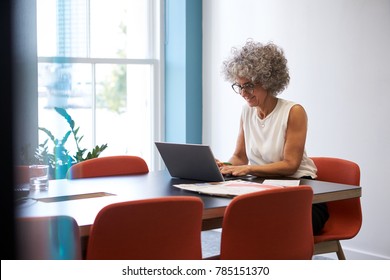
[241,98,317,179]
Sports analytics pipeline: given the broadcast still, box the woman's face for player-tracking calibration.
[235,77,267,107]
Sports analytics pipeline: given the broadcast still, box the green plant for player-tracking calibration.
[35,107,108,178]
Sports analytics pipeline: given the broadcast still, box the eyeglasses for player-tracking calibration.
[231,82,256,95]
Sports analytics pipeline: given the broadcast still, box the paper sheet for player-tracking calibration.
[262,179,300,187]
[174,180,283,197]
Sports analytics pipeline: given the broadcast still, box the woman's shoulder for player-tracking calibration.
[241,103,253,113]
[241,103,257,120]
[278,98,297,106]
[278,98,306,112]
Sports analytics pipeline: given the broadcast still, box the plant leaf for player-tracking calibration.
[61,130,72,145]
[55,107,75,129]
[38,127,56,143]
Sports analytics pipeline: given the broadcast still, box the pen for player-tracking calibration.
[223,162,232,165]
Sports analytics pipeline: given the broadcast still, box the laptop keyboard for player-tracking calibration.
[223,174,256,181]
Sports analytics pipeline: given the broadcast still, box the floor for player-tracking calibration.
[201,230,222,259]
[201,229,333,260]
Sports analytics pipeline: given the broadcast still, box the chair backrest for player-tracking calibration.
[310,157,360,186]
[67,155,149,179]
[86,196,204,260]
[310,157,362,237]
[16,215,81,260]
[220,186,314,260]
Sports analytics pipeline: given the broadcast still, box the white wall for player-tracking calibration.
[203,0,390,259]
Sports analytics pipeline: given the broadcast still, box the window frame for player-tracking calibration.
[36,0,164,171]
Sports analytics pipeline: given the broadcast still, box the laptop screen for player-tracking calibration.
[155,142,225,182]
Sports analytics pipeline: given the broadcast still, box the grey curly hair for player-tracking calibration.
[222,40,290,96]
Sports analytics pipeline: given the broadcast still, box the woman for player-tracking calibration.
[218,39,328,234]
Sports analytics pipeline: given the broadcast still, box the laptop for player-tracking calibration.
[155,142,255,182]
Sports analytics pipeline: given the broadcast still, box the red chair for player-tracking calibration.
[16,215,81,260]
[311,157,362,260]
[219,186,314,260]
[67,155,149,179]
[86,196,204,260]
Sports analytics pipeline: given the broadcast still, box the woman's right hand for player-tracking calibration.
[215,159,232,168]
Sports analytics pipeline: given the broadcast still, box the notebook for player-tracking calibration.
[155,142,255,182]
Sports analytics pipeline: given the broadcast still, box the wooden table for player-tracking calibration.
[16,170,362,238]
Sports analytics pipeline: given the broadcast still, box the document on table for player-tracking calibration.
[262,179,300,187]
[173,180,284,197]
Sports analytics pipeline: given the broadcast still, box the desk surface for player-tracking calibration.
[16,170,361,237]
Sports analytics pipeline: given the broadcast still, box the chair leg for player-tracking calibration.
[314,240,347,260]
[314,240,338,255]
[336,241,346,260]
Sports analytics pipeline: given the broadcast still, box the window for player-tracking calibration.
[36,0,162,170]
